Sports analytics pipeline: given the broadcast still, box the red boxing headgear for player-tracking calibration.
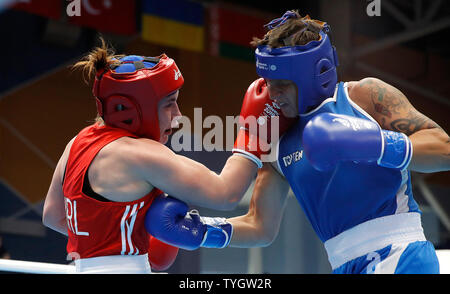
[92,54,184,141]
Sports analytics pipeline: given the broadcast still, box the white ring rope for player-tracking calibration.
[1,250,449,274]
[0,259,75,274]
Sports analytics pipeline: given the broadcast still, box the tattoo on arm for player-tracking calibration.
[389,110,439,135]
[447,138,450,157]
[373,102,392,119]
[359,78,442,135]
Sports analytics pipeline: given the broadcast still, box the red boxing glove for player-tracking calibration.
[148,234,179,271]
[233,78,297,167]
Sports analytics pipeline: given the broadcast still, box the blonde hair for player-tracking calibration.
[72,37,124,84]
[71,37,124,124]
[251,11,326,48]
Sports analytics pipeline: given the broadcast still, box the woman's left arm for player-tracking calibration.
[43,160,69,236]
[350,77,450,173]
[42,138,76,236]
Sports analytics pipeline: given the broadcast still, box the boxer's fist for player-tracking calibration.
[302,113,412,171]
[145,194,233,250]
[233,78,297,167]
[148,235,179,271]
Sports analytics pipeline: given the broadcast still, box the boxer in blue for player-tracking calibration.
[146,11,450,274]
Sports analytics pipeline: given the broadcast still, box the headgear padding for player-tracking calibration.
[92,54,184,141]
[255,24,338,115]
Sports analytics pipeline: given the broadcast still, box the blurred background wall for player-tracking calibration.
[0,0,449,273]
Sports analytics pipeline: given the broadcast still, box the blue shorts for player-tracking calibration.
[332,241,439,274]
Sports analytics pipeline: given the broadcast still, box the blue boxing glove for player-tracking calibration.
[145,194,233,250]
[302,113,413,172]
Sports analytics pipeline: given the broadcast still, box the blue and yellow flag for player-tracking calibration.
[142,0,204,52]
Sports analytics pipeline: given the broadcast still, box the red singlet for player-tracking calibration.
[63,123,161,259]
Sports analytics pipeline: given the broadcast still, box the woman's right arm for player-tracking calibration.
[144,161,291,250]
[227,162,291,247]
[130,138,258,210]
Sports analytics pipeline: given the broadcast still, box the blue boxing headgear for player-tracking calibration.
[255,23,339,114]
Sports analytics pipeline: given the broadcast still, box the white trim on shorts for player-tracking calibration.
[74,253,151,274]
[324,212,426,270]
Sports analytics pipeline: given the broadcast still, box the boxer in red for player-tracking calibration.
[42,39,294,273]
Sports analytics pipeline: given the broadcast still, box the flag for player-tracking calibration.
[68,0,137,35]
[207,4,271,62]
[11,0,61,19]
[141,0,204,52]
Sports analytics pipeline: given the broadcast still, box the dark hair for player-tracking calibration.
[251,10,325,48]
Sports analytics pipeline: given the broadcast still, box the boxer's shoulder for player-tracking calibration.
[100,136,165,161]
[345,79,375,114]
